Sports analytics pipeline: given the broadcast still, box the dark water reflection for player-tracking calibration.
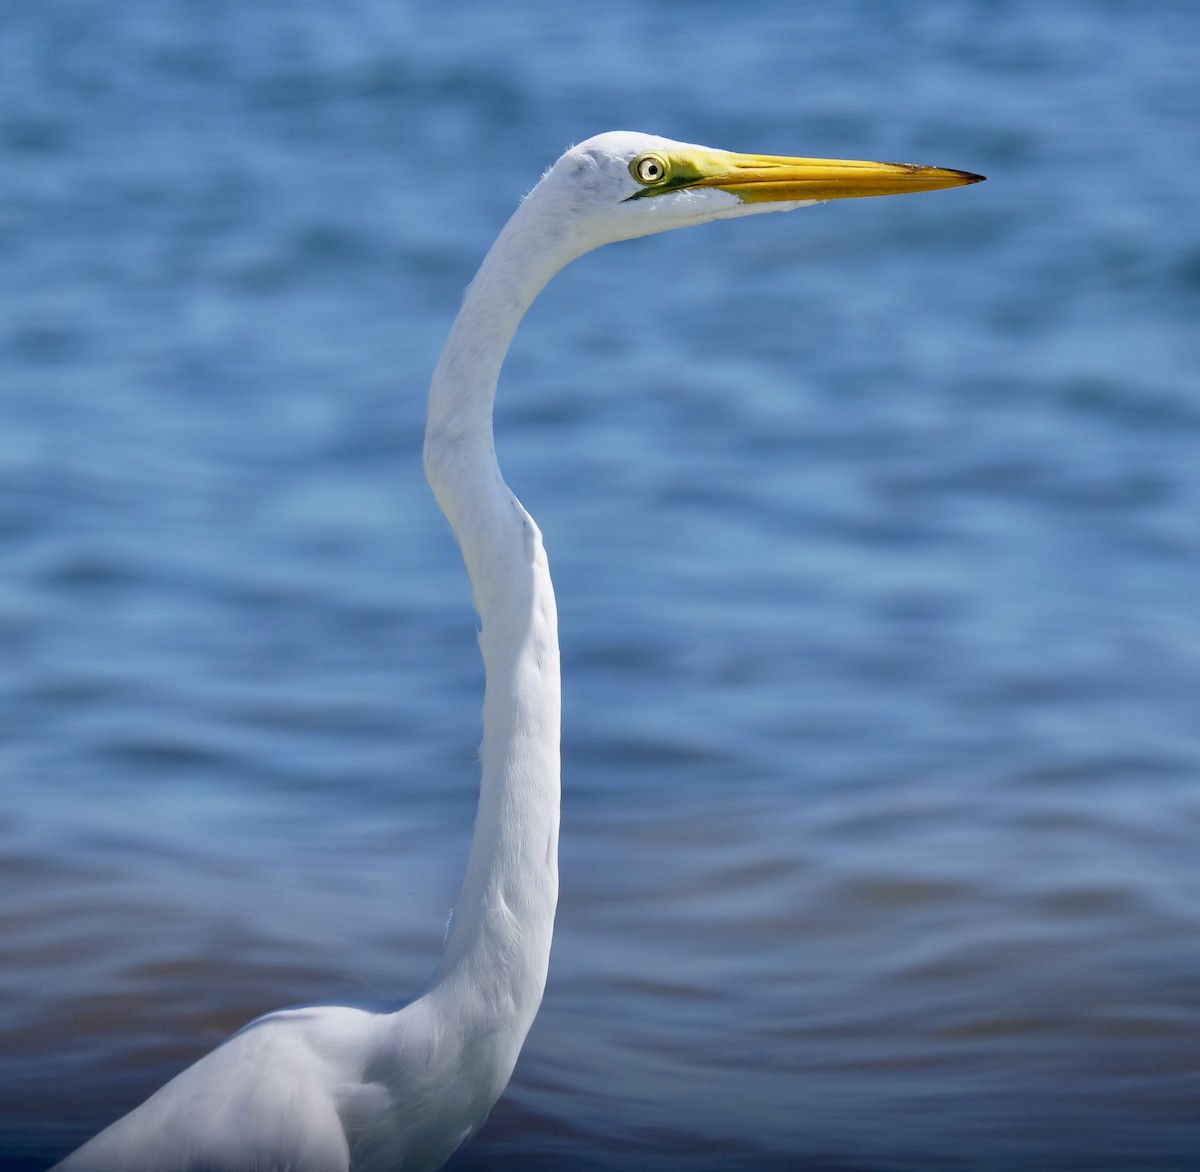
[3,1,1200,1169]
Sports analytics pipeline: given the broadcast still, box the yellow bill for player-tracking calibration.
[627,147,985,203]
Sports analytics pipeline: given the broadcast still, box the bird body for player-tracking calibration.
[55,997,518,1170]
[55,132,981,1171]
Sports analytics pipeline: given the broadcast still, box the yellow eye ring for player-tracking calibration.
[632,153,668,185]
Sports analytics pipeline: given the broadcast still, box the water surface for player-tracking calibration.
[2,2,1199,1169]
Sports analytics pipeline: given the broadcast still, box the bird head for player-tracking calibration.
[525,131,983,254]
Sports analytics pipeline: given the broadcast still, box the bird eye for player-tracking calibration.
[632,154,668,185]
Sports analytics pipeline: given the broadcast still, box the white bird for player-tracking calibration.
[54,132,982,1172]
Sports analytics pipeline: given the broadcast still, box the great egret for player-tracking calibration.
[54,132,982,1172]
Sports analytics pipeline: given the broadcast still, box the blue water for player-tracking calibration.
[3,1,1199,1168]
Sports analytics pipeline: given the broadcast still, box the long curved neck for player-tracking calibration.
[422,200,573,1033]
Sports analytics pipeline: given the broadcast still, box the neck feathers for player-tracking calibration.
[423,204,565,1036]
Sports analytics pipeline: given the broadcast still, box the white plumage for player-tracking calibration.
[55,132,981,1172]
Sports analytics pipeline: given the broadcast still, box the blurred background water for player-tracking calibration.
[2,0,1198,1168]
